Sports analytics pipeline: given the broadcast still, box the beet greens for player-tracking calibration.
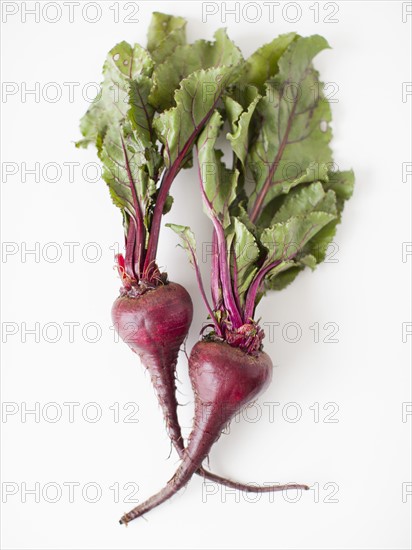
[76,12,243,287]
[171,33,354,351]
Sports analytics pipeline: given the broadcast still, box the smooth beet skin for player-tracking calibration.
[120,340,277,524]
[180,341,273,481]
[112,282,193,450]
[190,339,272,418]
[112,282,193,354]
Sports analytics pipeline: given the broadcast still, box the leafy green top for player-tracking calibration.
[76,15,354,347]
[169,34,354,352]
[76,12,243,290]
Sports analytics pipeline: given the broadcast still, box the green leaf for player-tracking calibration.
[197,110,238,227]
[99,123,147,215]
[166,223,197,266]
[77,41,153,148]
[224,96,244,131]
[265,264,304,291]
[299,254,317,269]
[271,181,337,223]
[325,169,355,212]
[257,162,329,226]
[147,12,187,64]
[75,39,162,242]
[128,77,156,147]
[303,219,337,263]
[229,217,260,304]
[256,202,337,294]
[242,33,297,93]
[248,35,333,222]
[226,89,261,166]
[260,211,336,264]
[149,28,243,111]
[302,170,354,263]
[264,220,334,296]
[162,194,174,215]
[154,66,240,169]
[231,202,258,235]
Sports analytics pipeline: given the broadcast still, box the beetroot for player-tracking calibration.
[113,286,299,494]
[120,340,308,524]
[112,282,193,449]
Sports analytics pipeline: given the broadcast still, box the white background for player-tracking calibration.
[1,1,411,549]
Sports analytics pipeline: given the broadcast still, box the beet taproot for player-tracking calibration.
[120,340,308,524]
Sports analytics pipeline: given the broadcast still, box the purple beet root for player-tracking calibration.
[120,340,308,524]
[112,282,193,450]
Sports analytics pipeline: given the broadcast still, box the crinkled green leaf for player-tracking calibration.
[155,67,240,170]
[302,219,337,264]
[229,217,260,303]
[231,84,262,111]
[224,96,244,130]
[299,254,318,269]
[226,89,261,166]
[128,77,156,147]
[149,28,243,110]
[242,33,298,93]
[109,41,153,78]
[197,110,238,227]
[248,35,333,222]
[261,211,336,265]
[259,208,336,293]
[75,37,162,244]
[77,42,153,148]
[99,124,149,219]
[147,12,187,64]
[231,202,258,235]
[272,181,337,223]
[166,223,197,266]
[265,255,316,293]
[257,162,329,226]
[98,104,159,229]
[265,263,304,291]
[325,169,355,212]
[300,170,354,263]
